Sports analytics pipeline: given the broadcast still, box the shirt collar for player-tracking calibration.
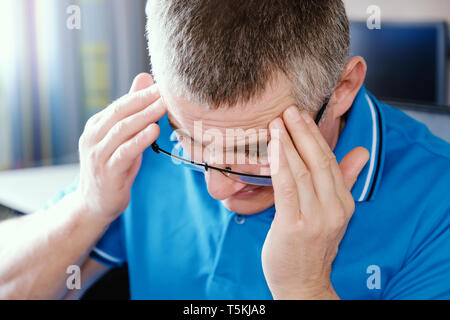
[333,86,385,202]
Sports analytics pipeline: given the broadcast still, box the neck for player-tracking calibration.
[328,115,347,151]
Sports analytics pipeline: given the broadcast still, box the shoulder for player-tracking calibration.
[380,102,450,161]
[377,101,450,207]
[366,102,450,285]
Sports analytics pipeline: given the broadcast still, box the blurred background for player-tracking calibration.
[0,0,148,171]
[0,0,449,300]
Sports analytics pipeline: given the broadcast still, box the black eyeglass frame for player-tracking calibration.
[151,98,330,180]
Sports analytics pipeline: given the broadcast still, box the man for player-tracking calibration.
[1,0,450,299]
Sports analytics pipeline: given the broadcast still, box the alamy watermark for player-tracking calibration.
[366,265,381,290]
[366,5,381,30]
[66,264,81,290]
[66,5,81,30]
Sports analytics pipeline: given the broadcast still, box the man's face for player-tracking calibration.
[161,75,305,215]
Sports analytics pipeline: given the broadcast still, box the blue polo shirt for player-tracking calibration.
[49,86,450,299]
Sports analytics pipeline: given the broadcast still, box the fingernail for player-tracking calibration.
[269,117,284,130]
[285,106,300,120]
[269,119,283,144]
[146,123,158,131]
[301,112,312,123]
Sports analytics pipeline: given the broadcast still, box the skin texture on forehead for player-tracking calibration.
[162,73,301,137]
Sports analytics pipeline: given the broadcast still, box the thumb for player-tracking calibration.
[339,147,370,190]
[129,73,154,93]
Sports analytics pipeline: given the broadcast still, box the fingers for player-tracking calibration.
[79,73,166,182]
[282,107,337,205]
[281,106,369,220]
[107,122,160,173]
[91,76,160,143]
[296,109,351,207]
[75,74,162,222]
[270,118,319,217]
[84,73,155,139]
[268,132,300,225]
[96,98,167,161]
[130,73,154,93]
[339,147,370,190]
[301,112,369,194]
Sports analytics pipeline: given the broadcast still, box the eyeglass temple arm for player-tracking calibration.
[315,97,330,125]
[151,141,213,171]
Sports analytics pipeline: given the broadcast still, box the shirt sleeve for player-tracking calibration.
[382,205,450,299]
[41,177,127,268]
[89,216,126,268]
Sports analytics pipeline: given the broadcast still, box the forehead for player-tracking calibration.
[162,75,296,136]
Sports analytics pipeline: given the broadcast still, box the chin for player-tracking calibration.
[221,187,274,215]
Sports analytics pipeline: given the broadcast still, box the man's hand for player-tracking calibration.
[261,106,370,300]
[76,73,167,225]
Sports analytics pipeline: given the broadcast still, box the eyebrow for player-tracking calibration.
[167,114,270,152]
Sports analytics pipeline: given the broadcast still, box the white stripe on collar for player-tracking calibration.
[358,94,378,202]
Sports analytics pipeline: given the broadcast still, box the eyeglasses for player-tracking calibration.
[151,99,329,186]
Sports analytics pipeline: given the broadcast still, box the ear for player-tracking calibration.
[330,56,367,118]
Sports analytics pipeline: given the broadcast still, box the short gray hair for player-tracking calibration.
[146,0,350,111]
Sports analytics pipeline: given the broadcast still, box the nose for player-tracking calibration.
[205,168,247,200]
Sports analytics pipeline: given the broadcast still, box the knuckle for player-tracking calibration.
[293,168,311,183]
[84,113,99,129]
[117,143,131,161]
[345,195,355,213]
[91,166,103,183]
[279,183,297,198]
[307,221,324,240]
[317,153,331,169]
[104,159,114,172]
[328,223,344,237]
[112,120,126,136]
[111,103,123,118]
[329,208,347,232]
[116,147,124,161]
[332,213,347,229]
[88,149,99,163]
[338,191,355,215]
[326,151,336,162]
[110,146,125,164]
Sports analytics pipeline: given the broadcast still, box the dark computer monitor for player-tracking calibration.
[350,21,448,105]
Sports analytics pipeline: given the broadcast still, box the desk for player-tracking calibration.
[0,164,79,214]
